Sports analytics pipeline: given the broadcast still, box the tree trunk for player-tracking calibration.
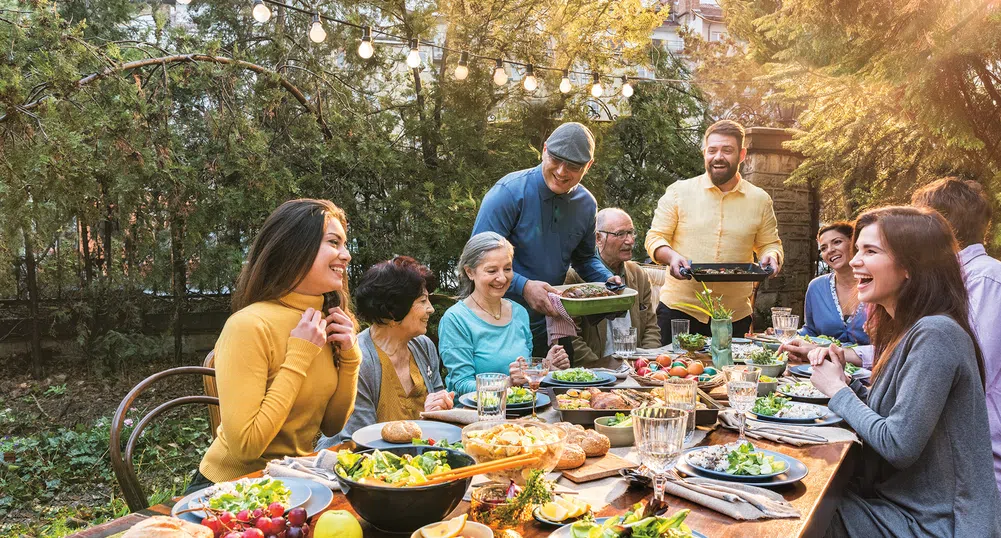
[79,217,93,284]
[100,177,114,276]
[23,227,45,379]
[411,67,438,168]
[170,211,186,364]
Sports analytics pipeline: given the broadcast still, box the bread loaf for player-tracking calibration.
[122,516,213,538]
[381,420,422,443]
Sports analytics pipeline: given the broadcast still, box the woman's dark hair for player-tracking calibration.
[857,206,985,387]
[911,176,993,248]
[355,256,437,325]
[232,199,356,332]
[817,221,854,241]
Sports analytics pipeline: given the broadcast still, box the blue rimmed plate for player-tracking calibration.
[171,476,320,521]
[548,517,709,537]
[457,390,550,411]
[541,370,617,387]
[676,446,808,487]
[352,420,462,449]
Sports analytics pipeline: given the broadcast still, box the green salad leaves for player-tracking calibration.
[726,442,787,476]
[606,413,633,428]
[751,393,791,416]
[552,368,599,383]
[334,449,451,486]
[571,504,693,538]
[206,478,291,514]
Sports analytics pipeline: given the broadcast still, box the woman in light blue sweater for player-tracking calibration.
[439,232,569,395]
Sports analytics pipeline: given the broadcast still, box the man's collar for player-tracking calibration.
[960,243,987,266]
[597,248,627,276]
[700,172,745,194]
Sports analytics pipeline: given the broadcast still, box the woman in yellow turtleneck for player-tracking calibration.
[191,199,362,487]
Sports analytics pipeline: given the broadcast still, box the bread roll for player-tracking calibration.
[122,516,213,538]
[579,431,611,457]
[555,444,586,470]
[381,420,422,443]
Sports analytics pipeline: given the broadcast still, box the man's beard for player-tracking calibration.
[707,159,738,186]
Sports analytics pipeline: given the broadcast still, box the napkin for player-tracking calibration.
[546,292,577,345]
[265,450,341,490]
[662,474,801,520]
[420,408,480,425]
[718,411,858,446]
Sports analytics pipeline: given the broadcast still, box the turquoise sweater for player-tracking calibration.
[438,300,533,395]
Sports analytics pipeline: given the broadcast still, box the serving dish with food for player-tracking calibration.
[551,283,637,317]
[170,476,331,533]
[676,446,809,487]
[627,355,724,388]
[541,367,617,387]
[551,386,721,426]
[461,420,567,485]
[680,262,773,282]
[749,394,842,426]
[744,348,789,377]
[351,420,462,449]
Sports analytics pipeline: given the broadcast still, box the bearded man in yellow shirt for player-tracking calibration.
[645,120,784,341]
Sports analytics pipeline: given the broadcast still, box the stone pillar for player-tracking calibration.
[741,127,817,329]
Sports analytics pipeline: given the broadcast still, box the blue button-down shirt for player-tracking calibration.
[472,165,612,328]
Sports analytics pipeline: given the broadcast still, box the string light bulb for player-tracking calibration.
[406,39,422,68]
[308,13,326,43]
[493,59,508,86]
[454,51,469,80]
[559,70,572,93]
[251,0,271,22]
[621,76,634,98]
[357,26,374,59]
[523,64,537,92]
[177,0,191,4]
[590,73,603,98]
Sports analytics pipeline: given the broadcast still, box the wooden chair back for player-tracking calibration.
[202,351,221,438]
[110,366,218,512]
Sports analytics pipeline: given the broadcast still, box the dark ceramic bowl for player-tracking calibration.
[334,446,474,534]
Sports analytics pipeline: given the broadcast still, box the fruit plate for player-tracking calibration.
[457,391,550,411]
[549,517,709,538]
[171,477,325,522]
[352,420,462,450]
[676,447,808,487]
[551,283,637,317]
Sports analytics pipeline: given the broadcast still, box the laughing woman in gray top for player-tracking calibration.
[316,256,453,449]
[810,206,1001,537]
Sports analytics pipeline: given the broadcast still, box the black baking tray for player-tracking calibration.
[547,386,721,426]
[681,263,773,282]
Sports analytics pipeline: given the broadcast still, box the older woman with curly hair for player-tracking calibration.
[317,256,452,448]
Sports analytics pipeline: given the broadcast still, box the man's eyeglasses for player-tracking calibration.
[599,229,637,239]
[547,154,587,173]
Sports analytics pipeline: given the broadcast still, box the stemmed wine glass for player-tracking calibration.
[520,356,551,421]
[632,407,688,507]
[724,365,761,443]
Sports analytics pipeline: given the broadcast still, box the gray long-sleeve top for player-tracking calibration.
[315,329,444,450]
[827,315,1001,537]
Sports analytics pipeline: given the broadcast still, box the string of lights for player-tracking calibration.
[246,0,766,98]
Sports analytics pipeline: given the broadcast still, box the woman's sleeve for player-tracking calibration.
[439,311,478,395]
[317,345,377,448]
[319,343,363,436]
[800,280,821,337]
[215,313,322,460]
[423,338,447,393]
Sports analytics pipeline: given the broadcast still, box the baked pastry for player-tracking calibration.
[555,444,586,470]
[122,516,213,538]
[381,420,422,443]
[578,430,611,457]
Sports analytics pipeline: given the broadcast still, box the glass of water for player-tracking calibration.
[518,357,551,421]
[671,320,690,352]
[773,314,801,343]
[632,407,688,506]
[662,377,698,444]
[724,365,761,443]
[613,327,637,357]
[475,373,509,421]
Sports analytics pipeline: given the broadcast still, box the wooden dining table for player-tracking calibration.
[71,423,858,538]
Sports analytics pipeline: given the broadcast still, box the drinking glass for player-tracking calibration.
[770,307,792,323]
[773,314,801,343]
[475,373,509,421]
[670,320,690,352]
[613,327,637,358]
[724,365,761,443]
[519,356,551,421]
[632,407,688,506]
[662,377,698,444]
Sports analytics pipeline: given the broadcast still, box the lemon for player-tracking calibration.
[556,496,588,518]
[404,464,427,485]
[420,514,467,538]
[540,501,569,522]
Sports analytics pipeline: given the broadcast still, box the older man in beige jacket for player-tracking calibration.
[565,208,661,367]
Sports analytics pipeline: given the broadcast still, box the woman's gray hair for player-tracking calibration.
[457,232,514,298]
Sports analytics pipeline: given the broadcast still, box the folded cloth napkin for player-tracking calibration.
[420,408,480,425]
[662,474,801,520]
[718,411,859,446]
[265,450,341,490]
[546,292,577,346]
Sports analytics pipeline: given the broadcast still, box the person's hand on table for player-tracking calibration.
[523,279,560,317]
[547,344,570,370]
[761,253,782,277]
[811,355,850,397]
[808,343,848,368]
[290,308,327,347]
[509,357,528,386]
[779,338,818,363]
[324,307,357,350]
[424,390,454,412]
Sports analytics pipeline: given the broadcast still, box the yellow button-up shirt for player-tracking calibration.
[644,173,783,323]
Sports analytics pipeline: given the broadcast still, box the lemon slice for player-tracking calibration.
[556,496,587,518]
[420,514,467,538]
[540,501,569,522]
[404,464,427,485]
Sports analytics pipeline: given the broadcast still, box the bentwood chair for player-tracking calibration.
[202,351,221,438]
[110,366,219,512]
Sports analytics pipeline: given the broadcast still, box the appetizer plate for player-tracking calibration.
[677,447,808,487]
[541,370,617,387]
[352,420,462,450]
[549,517,708,538]
[747,404,844,427]
[776,383,831,404]
[685,447,792,481]
[457,391,550,411]
[789,364,872,381]
[171,477,317,521]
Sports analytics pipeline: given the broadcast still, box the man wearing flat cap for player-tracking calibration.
[473,122,621,358]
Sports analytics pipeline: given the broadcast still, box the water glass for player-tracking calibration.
[613,327,637,357]
[773,314,801,343]
[670,320,690,352]
[662,377,698,444]
[632,407,687,506]
[475,373,509,421]
[771,307,792,323]
[724,365,760,443]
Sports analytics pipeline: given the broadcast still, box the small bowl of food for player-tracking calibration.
[461,420,567,485]
[594,414,635,447]
[411,514,494,538]
[747,348,789,378]
[469,484,533,531]
[757,375,778,396]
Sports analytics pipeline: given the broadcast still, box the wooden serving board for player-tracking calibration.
[561,452,638,483]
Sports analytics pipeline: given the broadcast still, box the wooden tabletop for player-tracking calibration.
[72,427,857,538]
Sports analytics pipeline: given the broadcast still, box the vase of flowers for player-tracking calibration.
[673,282,735,369]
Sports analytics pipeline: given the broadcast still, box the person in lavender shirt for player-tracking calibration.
[911,176,1001,492]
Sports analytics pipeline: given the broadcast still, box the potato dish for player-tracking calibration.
[461,421,566,485]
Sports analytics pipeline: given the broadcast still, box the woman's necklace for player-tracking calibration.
[469,295,502,320]
[834,273,860,314]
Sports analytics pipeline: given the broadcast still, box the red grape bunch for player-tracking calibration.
[199,503,311,538]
